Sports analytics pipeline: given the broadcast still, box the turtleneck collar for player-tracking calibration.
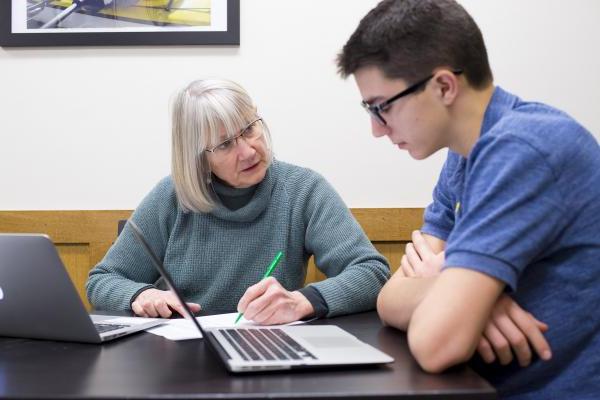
[209,160,278,222]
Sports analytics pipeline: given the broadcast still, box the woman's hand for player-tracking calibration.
[477,295,552,366]
[131,288,201,318]
[237,277,314,325]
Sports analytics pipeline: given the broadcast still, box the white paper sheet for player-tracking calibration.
[102,316,164,325]
[198,313,258,328]
[146,312,306,341]
[146,318,204,340]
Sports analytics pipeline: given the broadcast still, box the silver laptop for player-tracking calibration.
[127,219,394,373]
[0,233,163,343]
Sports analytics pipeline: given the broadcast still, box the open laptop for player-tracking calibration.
[0,233,163,343]
[127,219,394,373]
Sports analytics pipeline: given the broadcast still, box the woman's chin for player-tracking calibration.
[237,163,267,187]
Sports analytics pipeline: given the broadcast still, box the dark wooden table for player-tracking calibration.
[0,311,496,399]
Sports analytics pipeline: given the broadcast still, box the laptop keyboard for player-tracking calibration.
[220,328,317,361]
[94,323,129,334]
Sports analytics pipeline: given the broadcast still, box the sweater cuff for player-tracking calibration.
[298,286,329,318]
[129,284,156,309]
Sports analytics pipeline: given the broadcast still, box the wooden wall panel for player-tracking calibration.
[0,209,423,309]
[306,257,326,283]
[57,244,91,309]
[373,241,407,275]
[306,241,408,284]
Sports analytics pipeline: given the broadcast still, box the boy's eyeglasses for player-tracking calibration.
[362,70,463,126]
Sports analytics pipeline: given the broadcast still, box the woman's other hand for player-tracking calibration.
[131,288,201,318]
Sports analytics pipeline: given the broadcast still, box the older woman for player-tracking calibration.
[86,79,389,324]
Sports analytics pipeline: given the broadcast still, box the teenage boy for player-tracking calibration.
[337,1,600,399]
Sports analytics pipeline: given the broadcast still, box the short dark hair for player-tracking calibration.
[337,0,493,89]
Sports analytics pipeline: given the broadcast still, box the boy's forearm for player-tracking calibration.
[377,233,445,330]
[376,274,437,330]
[408,268,504,373]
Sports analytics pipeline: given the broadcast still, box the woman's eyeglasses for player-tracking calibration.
[205,117,264,157]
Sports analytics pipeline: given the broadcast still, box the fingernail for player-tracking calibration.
[542,350,552,360]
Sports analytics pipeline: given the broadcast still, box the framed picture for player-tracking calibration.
[0,0,239,46]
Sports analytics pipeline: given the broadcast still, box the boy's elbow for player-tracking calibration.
[376,290,388,324]
[408,320,474,373]
[376,286,409,330]
[410,340,463,374]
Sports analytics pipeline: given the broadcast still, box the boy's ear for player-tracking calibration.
[433,70,460,106]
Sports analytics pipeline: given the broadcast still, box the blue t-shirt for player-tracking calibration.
[422,87,600,399]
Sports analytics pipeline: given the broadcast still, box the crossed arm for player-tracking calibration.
[378,231,551,372]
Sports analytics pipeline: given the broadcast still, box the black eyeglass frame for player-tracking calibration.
[204,117,263,154]
[362,69,463,126]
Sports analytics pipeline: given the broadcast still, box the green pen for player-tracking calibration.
[235,251,284,324]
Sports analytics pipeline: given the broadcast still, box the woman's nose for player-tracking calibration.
[235,137,256,159]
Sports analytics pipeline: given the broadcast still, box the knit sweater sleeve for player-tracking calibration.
[85,177,178,311]
[298,171,390,317]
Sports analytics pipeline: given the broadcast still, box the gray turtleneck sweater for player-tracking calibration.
[86,160,389,317]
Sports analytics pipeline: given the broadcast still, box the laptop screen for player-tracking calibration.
[128,220,205,336]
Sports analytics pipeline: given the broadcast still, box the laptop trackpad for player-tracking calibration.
[302,336,363,348]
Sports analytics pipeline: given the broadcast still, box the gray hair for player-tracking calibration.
[170,79,273,213]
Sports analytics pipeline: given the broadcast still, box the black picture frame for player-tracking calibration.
[0,0,239,47]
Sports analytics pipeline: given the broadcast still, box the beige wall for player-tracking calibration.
[1,1,599,211]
